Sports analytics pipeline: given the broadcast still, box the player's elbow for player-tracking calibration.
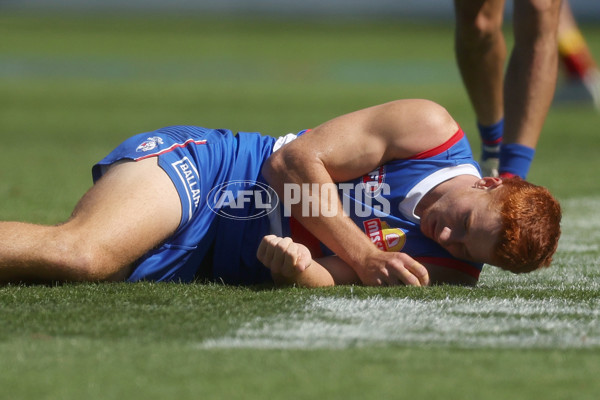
[262,144,307,191]
[262,149,287,189]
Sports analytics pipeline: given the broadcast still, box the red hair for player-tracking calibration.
[491,177,562,273]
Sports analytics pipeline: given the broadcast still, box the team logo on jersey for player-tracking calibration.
[136,136,164,152]
[361,166,386,198]
[363,218,406,252]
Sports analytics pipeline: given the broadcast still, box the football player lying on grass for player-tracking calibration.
[0,99,561,287]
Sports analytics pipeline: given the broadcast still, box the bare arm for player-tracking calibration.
[262,99,458,286]
[256,235,359,287]
[256,235,477,288]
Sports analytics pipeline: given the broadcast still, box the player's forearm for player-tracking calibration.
[271,257,335,287]
[263,148,377,271]
[272,256,360,288]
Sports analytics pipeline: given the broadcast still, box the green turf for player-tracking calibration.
[1,12,600,400]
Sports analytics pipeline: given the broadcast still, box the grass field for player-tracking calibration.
[1,12,600,400]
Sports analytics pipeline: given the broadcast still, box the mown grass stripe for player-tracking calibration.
[200,295,600,350]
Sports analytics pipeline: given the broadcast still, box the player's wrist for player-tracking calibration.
[345,241,381,272]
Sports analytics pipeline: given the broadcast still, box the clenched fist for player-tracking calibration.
[256,235,312,279]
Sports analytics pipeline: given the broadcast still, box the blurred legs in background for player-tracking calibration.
[557,0,600,109]
[454,0,562,179]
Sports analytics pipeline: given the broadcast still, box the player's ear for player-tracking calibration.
[473,177,502,190]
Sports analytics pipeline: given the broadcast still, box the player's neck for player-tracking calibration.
[414,174,480,217]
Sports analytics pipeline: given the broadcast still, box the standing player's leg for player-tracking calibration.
[0,157,181,283]
[500,0,562,179]
[454,0,507,177]
[557,0,600,109]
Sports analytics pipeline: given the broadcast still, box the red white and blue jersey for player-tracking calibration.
[93,125,483,284]
[275,128,484,280]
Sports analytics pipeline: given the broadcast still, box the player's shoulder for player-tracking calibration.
[371,99,460,159]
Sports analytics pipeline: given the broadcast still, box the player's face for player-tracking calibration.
[420,179,502,265]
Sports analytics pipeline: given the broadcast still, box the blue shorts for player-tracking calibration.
[93,126,277,283]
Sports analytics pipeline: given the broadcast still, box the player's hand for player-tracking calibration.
[256,235,312,278]
[356,249,430,287]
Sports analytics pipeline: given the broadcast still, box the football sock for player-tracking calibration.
[499,143,535,180]
[477,119,503,161]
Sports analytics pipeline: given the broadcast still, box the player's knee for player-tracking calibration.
[524,0,561,14]
[513,0,561,37]
[455,7,503,44]
[63,248,123,282]
[51,228,130,282]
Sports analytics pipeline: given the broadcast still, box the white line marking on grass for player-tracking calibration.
[558,196,600,253]
[200,296,600,350]
[200,197,600,350]
[479,253,600,290]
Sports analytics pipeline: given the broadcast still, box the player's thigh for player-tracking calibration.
[65,157,182,269]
